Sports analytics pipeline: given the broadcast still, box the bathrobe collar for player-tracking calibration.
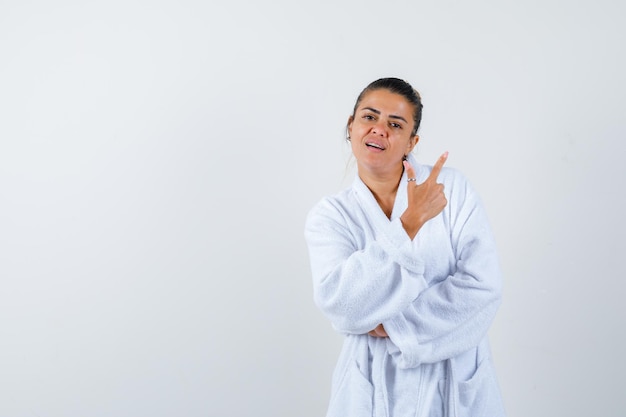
[352,154,428,224]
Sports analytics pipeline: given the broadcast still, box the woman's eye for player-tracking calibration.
[363,115,375,120]
[390,123,402,129]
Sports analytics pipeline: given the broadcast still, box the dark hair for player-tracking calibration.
[350,77,423,136]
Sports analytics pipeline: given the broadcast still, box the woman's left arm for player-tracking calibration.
[383,173,503,368]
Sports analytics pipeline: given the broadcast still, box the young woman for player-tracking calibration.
[305,78,505,417]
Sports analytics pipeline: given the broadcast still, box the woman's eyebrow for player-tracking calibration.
[389,114,408,123]
[361,107,409,123]
[362,107,381,115]
[362,107,407,124]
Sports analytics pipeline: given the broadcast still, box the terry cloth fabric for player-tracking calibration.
[305,154,506,417]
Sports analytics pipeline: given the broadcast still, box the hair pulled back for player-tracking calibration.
[351,77,423,136]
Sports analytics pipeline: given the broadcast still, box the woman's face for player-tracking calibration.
[348,89,419,178]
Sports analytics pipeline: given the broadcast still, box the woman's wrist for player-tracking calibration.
[400,213,423,240]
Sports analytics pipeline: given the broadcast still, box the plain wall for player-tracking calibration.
[1,0,624,416]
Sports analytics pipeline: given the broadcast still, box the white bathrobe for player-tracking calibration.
[304,155,506,417]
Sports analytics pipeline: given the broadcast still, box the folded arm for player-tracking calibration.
[383,177,502,368]
[304,200,428,335]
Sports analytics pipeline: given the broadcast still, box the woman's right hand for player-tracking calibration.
[368,324,388,338]
[400,152,449,240]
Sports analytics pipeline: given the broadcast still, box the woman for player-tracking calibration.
[304,78,505,417]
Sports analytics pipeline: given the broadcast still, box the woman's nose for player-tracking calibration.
[371,122,386,136]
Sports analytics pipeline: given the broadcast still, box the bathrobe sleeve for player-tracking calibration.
[304,195,428,335]
[383,171,503,369]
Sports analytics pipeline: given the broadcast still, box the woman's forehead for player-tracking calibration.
[358,89,413,115]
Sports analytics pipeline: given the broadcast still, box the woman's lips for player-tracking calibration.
[365,141,385,150]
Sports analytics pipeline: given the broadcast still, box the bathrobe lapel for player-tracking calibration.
[352,155,427,230]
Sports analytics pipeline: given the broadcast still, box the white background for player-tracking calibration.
[1,1,624,416]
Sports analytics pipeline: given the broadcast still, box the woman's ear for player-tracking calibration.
[346,115,354,140]
[407,134,420,153]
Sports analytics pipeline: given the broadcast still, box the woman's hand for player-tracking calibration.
[400,152,449,240]
[368,324,388,338]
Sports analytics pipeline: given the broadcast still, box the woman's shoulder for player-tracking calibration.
[412,159,478,206]
[439,166,471,188]
[305,194,354,239]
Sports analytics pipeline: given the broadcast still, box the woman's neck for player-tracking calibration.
[358,164,404,219]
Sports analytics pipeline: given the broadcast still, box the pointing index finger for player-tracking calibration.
[428,151,449,181]
[403,159,416,181]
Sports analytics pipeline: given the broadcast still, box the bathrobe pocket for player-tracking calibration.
[327,360,374,417]
[456,356,492,415]
[438,356,495,417]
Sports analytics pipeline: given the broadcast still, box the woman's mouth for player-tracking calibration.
[366,142,385,150]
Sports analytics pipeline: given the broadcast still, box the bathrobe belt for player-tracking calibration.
[370,339,391,417]
[369,339,458,417]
